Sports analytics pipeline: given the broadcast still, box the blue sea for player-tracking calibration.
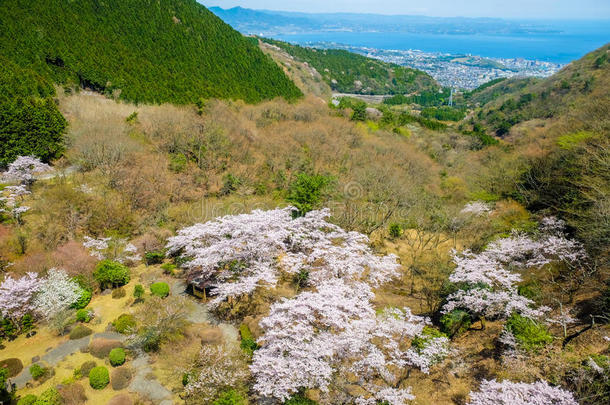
[275,21,610,63]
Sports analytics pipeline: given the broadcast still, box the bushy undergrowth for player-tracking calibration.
[505,313,553,351]
[29,364,48,380]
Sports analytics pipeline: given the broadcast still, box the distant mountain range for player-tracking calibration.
[208,6,563,36]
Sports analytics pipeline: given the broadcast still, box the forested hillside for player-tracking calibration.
[0,7,608,402]
[470,44,610,136]
[0,0,302,167]
[0,57,66,166]
[261,38,440,95]
[0,0,301,104]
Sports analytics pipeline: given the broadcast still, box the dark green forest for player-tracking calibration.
[262,38,439,95]
[0,57,66,166]
[0,0,301,104]
[0,0,302,165]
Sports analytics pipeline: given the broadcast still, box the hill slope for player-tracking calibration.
[260,38,440,95]
[0,0,301,104]
[472,44,610,136]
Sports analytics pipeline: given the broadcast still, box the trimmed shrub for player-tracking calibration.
[34,387,62,405]
[110,367,132,390]
[71,289,92,310]
[0,357,23,377]
[144,251,164,265]
[89,366,109,389]
[76,309,92,323]
[109,348,126,367]
[93,260,130,289]
[440,309,472,337]
[213,389,246,405]
[29,363,47,380]
[113,314,136,334]
[133,285,144,299]
[78,361,97,378]
[239,324,258,357]
[17,394,37,405]
[111,287,126,299]
[57,382,87,405]
[69,325,93,340]
[150,282,170,298]
[506,313,553,351]
[88,339,123,359]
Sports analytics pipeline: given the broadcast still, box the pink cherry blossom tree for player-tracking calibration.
[0,272,41,326]
[0,185,32,223]
[467,379,578,405]
[442,218,585,323]
[251,280,431,404]
[83,236,141,263]
[170,207,438,404]
[2,156,51,184]
[167,207,400,307]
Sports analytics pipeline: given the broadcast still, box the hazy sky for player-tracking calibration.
[201,0,610,19]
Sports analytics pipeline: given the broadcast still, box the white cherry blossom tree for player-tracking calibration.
[467,379,578,405]
[33,268,83,320]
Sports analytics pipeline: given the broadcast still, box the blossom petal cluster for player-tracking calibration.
[460,201,492,216]
[170,208,427,403]
[443,218,585,320]
[2,156,51,184]
[404,336,452,374]
[184,344,249,402]
[252,281,428,403]
[83,236,141,263]
[0,272,41,322]
[167,207,400,306]
[33,268,83,320]
[467,379,578,405]
[0,185,32,220]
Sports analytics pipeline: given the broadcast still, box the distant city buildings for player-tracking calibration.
[306,42,564,90]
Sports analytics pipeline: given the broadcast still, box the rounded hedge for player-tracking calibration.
[110,367,133,390]
[89,366,110,389]
[109,348,126,367]
[150,282,170,298]
[93,260,130,289]
[69,324,93,340]
[0,357,23,377]
[112,314,136,334]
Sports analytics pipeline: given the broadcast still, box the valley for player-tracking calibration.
[0,1,608,405]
